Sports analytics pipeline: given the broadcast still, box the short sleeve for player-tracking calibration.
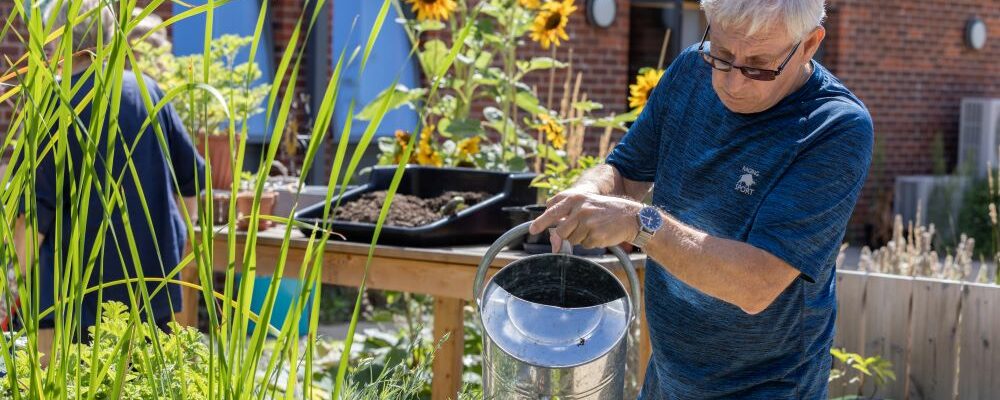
[605,48,693,182]
[746,115,873,283]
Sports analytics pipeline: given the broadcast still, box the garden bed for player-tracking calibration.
[295,166,537,247]
[334,190,490,227]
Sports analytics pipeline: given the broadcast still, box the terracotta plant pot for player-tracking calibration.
[236,190,277,231]
[206,192,231,225]
[196,132,243,190]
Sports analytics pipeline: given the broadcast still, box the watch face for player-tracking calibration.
[639,207,663,231]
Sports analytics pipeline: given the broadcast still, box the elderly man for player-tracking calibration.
[531,0,872,398]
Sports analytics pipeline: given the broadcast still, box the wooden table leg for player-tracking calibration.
[178,262,200,327]
[432,296,465,400]
[637,267,651,387]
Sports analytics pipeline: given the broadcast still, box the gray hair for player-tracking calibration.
[128,7,168,49]
[701,0,825,40]
[44,0,115,52]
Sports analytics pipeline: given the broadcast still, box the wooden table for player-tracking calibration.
[179,226,650,399]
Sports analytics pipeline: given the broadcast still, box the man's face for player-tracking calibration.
[707,24,808,114]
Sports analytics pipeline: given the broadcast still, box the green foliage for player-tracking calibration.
[0,0,444,398]
[531,154,602,199]
[134,34,271,135]
[372,0,631,173]
[1,302,213,399]
[829,347,897,399]
[958,177,996,259]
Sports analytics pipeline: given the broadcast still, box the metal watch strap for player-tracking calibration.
[632,229,654,248]
[631,212,653,248]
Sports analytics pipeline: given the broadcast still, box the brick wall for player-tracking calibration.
[521,0,631,117]
[0,1,28,145]
[429,0,632,147]
[823,0,1000,242]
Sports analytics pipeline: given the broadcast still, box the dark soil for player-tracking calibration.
[334,190,490,227]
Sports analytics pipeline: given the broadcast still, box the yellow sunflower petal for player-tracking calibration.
[529,0,576,49]
[627,68,665,113]
[406,0,457,22]
[518,0,542,9]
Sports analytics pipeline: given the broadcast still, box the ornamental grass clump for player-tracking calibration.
[0,0,470,398]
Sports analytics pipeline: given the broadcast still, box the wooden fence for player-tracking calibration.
[831,270,1000,399]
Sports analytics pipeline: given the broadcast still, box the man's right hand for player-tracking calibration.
[528,188,643,252]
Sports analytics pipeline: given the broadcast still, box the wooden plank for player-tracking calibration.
[432,297,465,400]
[860,273,913,398]
[177,263,201,327]
[204,226,646,270]
[906,278,963,400]
[831,270,868,398]
[184,227,651,398]
[957,283,1000,398]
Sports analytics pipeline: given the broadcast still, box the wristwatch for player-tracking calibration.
[631,205,664,248]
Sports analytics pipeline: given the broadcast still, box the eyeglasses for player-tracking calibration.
[696,25,801,82]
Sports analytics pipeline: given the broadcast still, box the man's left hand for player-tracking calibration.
[528,190,644,250]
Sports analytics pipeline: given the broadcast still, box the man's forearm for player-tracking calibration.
[571,164,619,195]
[572,164,651,202]
[642,211,799,315]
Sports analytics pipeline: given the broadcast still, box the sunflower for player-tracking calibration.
[456,136,481,159]
[417,126,444,167]
[628,68,664,113]
[537,113,566,150]
[518,0,542,9]
[529,0,577,49]
[406,0,457,22]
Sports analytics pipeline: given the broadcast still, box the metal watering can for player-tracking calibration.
[474,221,641,399]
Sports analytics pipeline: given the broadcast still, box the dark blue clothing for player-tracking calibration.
[606,46,873,399]
[31,71,204,330]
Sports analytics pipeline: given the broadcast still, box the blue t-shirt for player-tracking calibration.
[30,71,204,330]
[606,46,873,399]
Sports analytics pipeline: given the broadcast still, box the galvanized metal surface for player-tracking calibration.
[474,222,640,399]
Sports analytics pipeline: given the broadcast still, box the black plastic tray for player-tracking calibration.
[294,166,537,247]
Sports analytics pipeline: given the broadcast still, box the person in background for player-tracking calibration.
[13,0,204,363]
[126,7,201,220]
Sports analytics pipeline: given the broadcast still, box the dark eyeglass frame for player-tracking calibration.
[696,25,802,82]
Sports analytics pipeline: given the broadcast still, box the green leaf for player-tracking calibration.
[516,57,568,75]
[442,118,483,138]
[474,52,494,69]
[456,53,476,65]
[415,19,445,32]
[573,101,603,112]
[592,109,640,130]
[420,39,451,78]
[505,155,528,172]
[515,91,545,116]
[356,85,427,121]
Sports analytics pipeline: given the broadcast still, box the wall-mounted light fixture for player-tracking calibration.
[965,17,987,51]
[587,0,617,29]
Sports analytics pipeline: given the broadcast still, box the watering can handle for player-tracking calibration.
[473,221,642,322]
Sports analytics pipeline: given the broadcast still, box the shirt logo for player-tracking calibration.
[735,166,759,195]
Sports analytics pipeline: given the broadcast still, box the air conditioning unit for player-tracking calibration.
[894,175,969,228]
[958,98,1000,178]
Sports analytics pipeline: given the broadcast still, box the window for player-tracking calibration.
[171,0,275,143]
[332,0,420,141]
